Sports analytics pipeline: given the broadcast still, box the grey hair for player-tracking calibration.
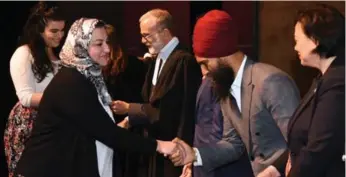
[139,9,173,32]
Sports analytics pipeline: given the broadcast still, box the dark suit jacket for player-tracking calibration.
[194,77,254,177]
[14,67,157,177]
[287,58,345,177]
[128,44,202,177]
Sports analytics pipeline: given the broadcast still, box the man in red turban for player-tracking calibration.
[169,9,301,177]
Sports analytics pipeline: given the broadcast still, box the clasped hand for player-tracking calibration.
[168,138,196,166]
[156,138,196,167]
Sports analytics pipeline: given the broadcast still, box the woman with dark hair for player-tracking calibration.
[14,18,177,177]
[3,2,65,176]
[287,4,345,177]
[103,24,127,87]
[103,24,147,122]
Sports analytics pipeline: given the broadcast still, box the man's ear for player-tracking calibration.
[163,28,172,38]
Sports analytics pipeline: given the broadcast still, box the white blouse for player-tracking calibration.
[10,45,59,107]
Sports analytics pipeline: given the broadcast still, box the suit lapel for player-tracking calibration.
[142,60,156,101]
[224,95,241,119]
[150,44,184,102]
[241,61,254,120]
[156,44,184,84]
[287,79,318,138]
[240,60,255,156]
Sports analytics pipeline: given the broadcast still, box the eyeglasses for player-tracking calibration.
[141,28,165,42]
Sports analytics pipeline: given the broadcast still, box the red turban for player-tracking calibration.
[193,10,239,58]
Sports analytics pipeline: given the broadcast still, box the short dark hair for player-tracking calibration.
[295,4,345,59]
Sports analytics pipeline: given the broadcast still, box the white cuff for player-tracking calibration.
[193,148,203,166]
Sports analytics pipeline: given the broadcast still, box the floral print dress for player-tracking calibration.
[4,45,60,177]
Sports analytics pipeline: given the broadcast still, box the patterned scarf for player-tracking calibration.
[59,18,112,105]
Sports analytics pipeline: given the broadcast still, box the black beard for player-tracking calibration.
[209,60,235,100]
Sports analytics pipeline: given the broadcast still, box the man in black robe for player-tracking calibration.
[112,9,202,177]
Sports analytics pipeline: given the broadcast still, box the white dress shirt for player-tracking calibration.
[193,55,247,166]
[152,37,179,85]
[230,55,247,110]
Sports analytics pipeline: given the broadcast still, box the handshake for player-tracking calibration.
[156,138,196,166]
[116,118,195,166]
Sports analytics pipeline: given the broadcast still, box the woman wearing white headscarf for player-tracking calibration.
[14,18,177,177]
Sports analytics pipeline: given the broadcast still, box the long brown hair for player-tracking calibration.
[102,24,127,84]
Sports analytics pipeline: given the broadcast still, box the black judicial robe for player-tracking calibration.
[128,44,202,177]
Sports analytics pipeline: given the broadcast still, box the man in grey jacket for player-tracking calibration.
[170,9,300,177]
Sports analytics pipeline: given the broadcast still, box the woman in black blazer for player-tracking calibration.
[14,18,178,177]
[287,4,345,177]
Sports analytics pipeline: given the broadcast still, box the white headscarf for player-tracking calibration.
[59,18,112,105]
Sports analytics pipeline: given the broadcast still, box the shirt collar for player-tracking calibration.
[232,55,247,88]
[157,37,179,61]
